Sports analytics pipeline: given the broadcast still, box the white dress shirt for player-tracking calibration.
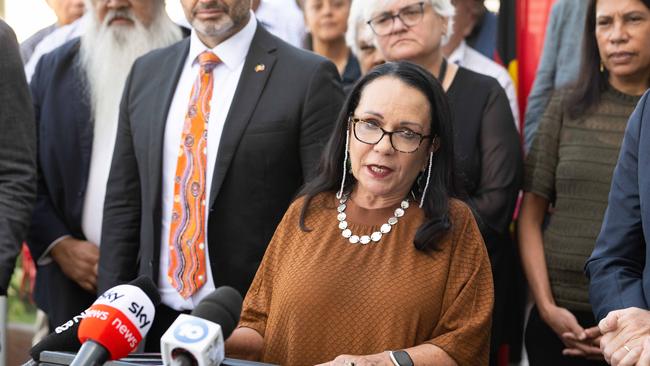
[158,13,257,310]
[448,41,520,130]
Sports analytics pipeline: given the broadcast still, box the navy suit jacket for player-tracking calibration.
[28,38,96,323]
[586,90,650,320]
[29,39,91,260]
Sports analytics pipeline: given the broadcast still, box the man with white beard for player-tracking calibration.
[27,0,182,330]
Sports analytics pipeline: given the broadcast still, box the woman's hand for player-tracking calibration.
[540,304,586,342]
[315,352,393,366]
[561,325,603,360]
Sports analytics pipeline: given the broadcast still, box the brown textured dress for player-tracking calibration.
[239,192,494,366]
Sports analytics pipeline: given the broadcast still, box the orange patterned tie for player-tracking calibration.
[168,51,220,298]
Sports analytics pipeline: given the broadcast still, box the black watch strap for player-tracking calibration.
[392,350,414,366]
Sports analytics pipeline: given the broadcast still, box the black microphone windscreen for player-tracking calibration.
[129,275,161,306]
[29,321,81,361]
[191,286,243,338]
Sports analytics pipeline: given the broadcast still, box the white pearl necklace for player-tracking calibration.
[337,193,410,244]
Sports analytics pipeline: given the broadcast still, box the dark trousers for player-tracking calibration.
[525,306,607,366]
[144,303,190,351]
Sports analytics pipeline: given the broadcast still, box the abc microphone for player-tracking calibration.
[69,276,160,366]
[161,286,243,366]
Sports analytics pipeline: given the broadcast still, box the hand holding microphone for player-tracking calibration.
[161,286,243,366]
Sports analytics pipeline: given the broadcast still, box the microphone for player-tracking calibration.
[161,286,243,366]
[69,276,160,366]
[28,312,83,361]
[28,276,159,362]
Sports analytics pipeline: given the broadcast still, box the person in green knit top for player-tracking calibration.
[517,0,650,364]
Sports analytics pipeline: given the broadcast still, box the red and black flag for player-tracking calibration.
[497,0,556,130]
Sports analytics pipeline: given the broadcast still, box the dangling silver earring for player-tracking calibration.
[419,151,434,208]
[336,128,351,199]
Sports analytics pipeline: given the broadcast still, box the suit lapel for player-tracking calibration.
[148,39,190,209]
[208,26,277,208]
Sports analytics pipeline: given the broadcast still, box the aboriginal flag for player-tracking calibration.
[497,0,556,130]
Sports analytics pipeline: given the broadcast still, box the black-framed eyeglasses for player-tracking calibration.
[350,117,433,153]
[367,2,426,36]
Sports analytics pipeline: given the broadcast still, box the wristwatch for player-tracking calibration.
[389,350,414,366]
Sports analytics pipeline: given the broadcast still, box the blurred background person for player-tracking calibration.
[0,19,37,301]
[345,0,384,75]
[20,0,85,64]
[462,0,496,59]
[442,0,519,129]
[227,61,493,366]
[367,1,522,363]
[23,12,88,84]
[523,0,589,152]
[299,0,361,91]
[28,0,182,331]
[519,0,650,364]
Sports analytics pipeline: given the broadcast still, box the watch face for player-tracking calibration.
[393,350,414,366]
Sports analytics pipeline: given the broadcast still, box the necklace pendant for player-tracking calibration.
[359,235,371,245]
[338,221,348,230]
[337,212,347,221]
[342,229,352,238]
[349,235,360,244]
[371,232,382,242]
[388,217,398,225]
[380,223,392,234]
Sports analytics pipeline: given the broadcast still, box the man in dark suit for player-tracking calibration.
[28,0,183,329]
[0,20,37,297]
[586,91,650,365]
[97,0,343,348]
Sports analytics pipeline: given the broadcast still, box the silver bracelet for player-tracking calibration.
[388,351,400,366]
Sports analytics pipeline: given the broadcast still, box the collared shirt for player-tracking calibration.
[449,41,520,130]
[159,12,258,310]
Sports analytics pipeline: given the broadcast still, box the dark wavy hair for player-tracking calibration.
[567,0,650,119]
[297,61,461,251]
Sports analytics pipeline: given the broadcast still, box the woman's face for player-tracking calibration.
[303,0,351,43]
[371,0,448,63]
[349,76,433,202]
[596,0,650,81]
[356,25,385,74]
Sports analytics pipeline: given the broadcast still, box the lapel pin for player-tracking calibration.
[254,64,266,73]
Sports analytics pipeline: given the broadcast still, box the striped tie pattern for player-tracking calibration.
[168,51,220,298]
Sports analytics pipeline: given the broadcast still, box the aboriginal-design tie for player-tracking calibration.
[168,51,220,298]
